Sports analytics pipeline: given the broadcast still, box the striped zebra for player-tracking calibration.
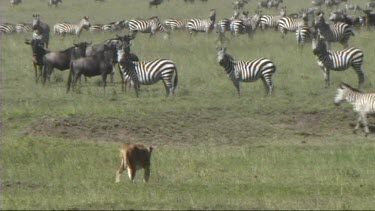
[89,21,126,33]
[278,11,308,37]
[217,47,276,96]
[48,0,62,7]
[117,47,178,97]
[216,10,245,34]
[230,11,262,36]
[296,25,312,46]
[187,9,216,34]
[314,12,354,49]
[334,82,375,136]
[163,18,189,31]
[53,16,91,38]
[259,6,286,30]
[312,33,364,89]
[0,23,16,34]
[129,16,168,38]
[15,23,32,33]
[32,14,50,48]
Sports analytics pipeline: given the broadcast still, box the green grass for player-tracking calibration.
[2,0,375,209]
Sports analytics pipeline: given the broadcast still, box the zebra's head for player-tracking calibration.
[81,16,91,29]
[280,6,286,16]
[311,30,327,55]
[334,82,353,106]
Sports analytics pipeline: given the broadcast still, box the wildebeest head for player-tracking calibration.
[71,40,92,59]
[32,14,41,30]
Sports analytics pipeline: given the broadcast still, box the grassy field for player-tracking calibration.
[2,0,375,209]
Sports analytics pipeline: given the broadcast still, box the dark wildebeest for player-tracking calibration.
[48,0,62,7]
[86,35,139,88]
[32,14,50,48]
[362,9,375,30]
[149,0,163,8]
[42,41,91,84]
[25,39,50,83]
[67,43,117,93]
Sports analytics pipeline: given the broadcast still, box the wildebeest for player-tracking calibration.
[329,11,363,27]
[67,43,117,93]
[362,9,375,29]
[85,35,139,86]
[25,39,50,83]
[42,41,91,84]
[149,0,163,8]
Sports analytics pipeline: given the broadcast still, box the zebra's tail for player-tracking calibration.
[173,67,178,95]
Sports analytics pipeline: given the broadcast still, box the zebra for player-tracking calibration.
[334,82,375,136]
[32,14,50,48]
[230,11,262,37]
[163,18,189,31]
[312,32,364,89]
[53,16,91,38]
[48,0,62,7]
[187,9,216,34]
[128,16,168,38]
[314,12,354,49]
[296,25,312,47]
[217,47,276,96]
[259,6,286,30]
[15,23,32,33]
[90,21,127,33]
[0,23,16,34]
[278,11,308,38]
[117,46,178,97]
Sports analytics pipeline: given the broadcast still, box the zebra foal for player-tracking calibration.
[217,47,276,96]
[334,82,375,136]
[312,33,364,89]
[117,47,178,97]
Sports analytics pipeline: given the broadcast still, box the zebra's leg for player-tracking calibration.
[133,82,140,97]
[354,115,362,134]
[320,67,330,88]
[232,81,241,97]
[162,80,171,97]
[361,113,370,136]
[262,77,273,96]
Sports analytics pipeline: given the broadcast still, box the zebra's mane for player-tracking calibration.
[342,83,363,93]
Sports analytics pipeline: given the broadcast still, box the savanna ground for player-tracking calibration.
[1,0,375,209]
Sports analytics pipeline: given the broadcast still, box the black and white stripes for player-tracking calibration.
[312,33,364,88]
[128,16,167,37]
[259,6,286,30]
[278,11,308,37]
[334,82,375,136]
[187,9,216,34]
[53,16,91,37]
[0,23,16,34]
[314,12,354,49]
[217,47,276,96]
[117,48,178,97]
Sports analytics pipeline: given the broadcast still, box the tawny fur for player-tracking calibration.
[115,143,153,183]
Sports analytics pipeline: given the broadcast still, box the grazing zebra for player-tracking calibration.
[230,11,262,37]
[15,23,32,33]
[334,82,375,136]
[312,33,364,89]
[129,16,168,37]
[117,47,178,97]
[0,23,16,34]
[48,0,62,7]
[187,9,216,34]
[217,47,276,96]
[296,25,312,47]
[314,12,354,49]
[53,16,91,38]
[260,6,286,30]
[278,11,308,37]
[10,0,22,5]
[90,21,127,33]
[163,18,189,31]
[32,14,50,48]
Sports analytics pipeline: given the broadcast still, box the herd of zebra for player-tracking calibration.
[3,0,375,135]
